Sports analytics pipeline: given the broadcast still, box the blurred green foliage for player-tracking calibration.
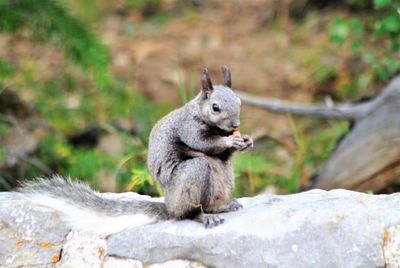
[234,118,348,195]
[330,0,400,80]
[0,59,16,79]
[29,73,171,193]
[0,0,110,86]
[0,0,169,194]
[35,135,113,182]
[0,148,5,166]
[0,118,8,137]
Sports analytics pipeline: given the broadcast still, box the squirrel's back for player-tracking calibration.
[147,99,199,186]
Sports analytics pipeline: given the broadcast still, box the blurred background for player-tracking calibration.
[0,0,399,196]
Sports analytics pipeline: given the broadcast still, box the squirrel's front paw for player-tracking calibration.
[226,135,246,150]
[240,135,254,151]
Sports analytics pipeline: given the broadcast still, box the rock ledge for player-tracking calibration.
[1,189,400,267]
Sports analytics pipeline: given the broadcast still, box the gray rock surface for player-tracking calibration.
[0,192,69,267]
[1,189,400,267]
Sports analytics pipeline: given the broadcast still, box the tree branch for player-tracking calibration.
[236,91,374,120]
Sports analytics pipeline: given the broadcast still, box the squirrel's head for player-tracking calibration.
[198,66,241,133]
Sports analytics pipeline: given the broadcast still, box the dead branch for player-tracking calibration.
[236,76,400,121]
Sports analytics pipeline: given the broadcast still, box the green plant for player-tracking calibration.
[330,0,400,80]
[305,121,348,164]
[286,114,306,193]
[0,0,110,87]
[233,117,349,195]
[0,59,15,78]
[36,133,118,183]
[0,117,8,138]
[115,135,163,196]
[0,114,9,167]
[314,65,338,85]
[129,167,163,196]
[234,152,277,196]
[0,0,176,194]
[0,148,5,166]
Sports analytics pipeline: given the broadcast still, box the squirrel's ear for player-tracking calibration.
[201,68,213,99]
[221,65,231,88]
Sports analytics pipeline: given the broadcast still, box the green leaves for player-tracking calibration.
[374,0,391,9]
[330,18,350,45]
[330,0,400,80]
[129,168,163,196]
[0,0,110,87]
[330,17,364,47]
[0,59,15,78]
[375,10,400,34]
[0,148,5,166]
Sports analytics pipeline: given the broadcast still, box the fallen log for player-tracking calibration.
[237,76,400,192]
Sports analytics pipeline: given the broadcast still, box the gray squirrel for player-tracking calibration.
[19,66,253,234]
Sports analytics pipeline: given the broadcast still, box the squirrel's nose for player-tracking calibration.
[232,122,240,129]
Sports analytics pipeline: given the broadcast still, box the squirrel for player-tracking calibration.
[18,66,253,234]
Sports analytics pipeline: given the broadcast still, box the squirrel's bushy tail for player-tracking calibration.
[18,175,169,235]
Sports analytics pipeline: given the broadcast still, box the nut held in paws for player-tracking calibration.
[232,130,241,137]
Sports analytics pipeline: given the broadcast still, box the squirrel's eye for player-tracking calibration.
[212,103,220,112]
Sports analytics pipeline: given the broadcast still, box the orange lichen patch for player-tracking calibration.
[52,254,60,263]
[384,229,391,242]
[98,247,106,258]
[40,241,52,249]
[16,240,27,249]
[232,130,241,137]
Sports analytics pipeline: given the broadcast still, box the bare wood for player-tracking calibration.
[310,107,400,191]
[236,91,371,120]
[236,76,400,121]
[353,162,400,193]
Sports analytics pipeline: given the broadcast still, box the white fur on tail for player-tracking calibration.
[24,194,156,235]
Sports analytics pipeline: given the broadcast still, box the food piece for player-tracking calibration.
[232,130,241,137]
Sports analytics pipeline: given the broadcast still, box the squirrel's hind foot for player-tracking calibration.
[197,213,225,229]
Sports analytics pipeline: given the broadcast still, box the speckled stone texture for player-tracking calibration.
[0,192,69,267]
[1,189,400,267]
[383,225,400,267]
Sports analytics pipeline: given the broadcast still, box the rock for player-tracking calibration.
[1,189,400,267]
[0,192,69,267]
[56,231,107,268]
[148,260,207,268]
[383,225,400,268]
[104,256,143,268]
